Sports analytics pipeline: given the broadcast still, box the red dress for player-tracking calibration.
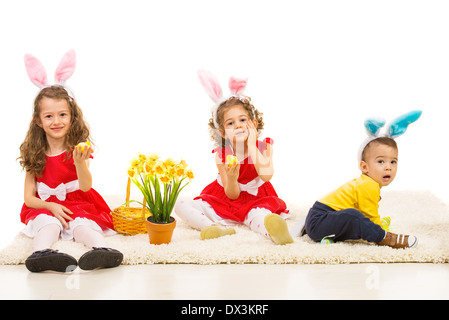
[194,138,288,222]
[20,152,114,231]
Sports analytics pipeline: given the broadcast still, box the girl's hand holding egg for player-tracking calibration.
[226,154,239,168]
[78,141,91,154]
[224,154,240,181]
[74,141,93,161]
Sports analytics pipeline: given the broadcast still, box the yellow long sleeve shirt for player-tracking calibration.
[320,174,382,226]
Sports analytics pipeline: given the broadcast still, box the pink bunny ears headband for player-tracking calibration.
[198,70,249,129]
[24,49,76,99]
[358,110,422,162]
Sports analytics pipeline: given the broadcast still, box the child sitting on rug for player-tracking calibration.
[293,110,422,249]
[175,70,293,245]
[18,50,123,272]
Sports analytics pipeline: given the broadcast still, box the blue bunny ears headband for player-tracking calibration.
[358,110,422,162]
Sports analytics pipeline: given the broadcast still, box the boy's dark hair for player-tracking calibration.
[361,137,398,161]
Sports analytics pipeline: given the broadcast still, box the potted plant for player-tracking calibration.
[127,153,194,244]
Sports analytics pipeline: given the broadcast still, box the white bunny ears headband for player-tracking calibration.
[358,110,422,162]
[24,49,76,99]
[198,70,249,129]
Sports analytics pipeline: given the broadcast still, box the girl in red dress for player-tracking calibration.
[175,71,293,245]
[18,51,122,272]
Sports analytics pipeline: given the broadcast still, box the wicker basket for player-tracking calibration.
[111,178,151,235]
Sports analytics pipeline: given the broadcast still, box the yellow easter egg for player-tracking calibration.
[381,216,391,231]
[77,141,91,154]
[226,155,239,167]
[381,216,391,226]
[320,234,335,244]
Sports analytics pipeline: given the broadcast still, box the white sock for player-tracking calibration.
[290,216,306,238]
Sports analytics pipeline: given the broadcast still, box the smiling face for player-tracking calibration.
[360,140,398,187]
[35,97,71,143]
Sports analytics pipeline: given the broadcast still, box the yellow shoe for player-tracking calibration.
[200,225,236,240]
[264,213,294,245]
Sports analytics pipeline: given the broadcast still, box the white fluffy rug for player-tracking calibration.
[1,190,448,265]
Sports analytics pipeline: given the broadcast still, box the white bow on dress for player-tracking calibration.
[37,180,80,201]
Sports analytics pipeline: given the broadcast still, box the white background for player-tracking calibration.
[1,0,448,249]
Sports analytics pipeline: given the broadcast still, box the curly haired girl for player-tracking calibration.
[175,70,293,245]
[19,86,90,176]
[19,51,122,273]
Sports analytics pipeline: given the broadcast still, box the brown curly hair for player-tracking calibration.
[18,85,92,176]
[208,96,264,147]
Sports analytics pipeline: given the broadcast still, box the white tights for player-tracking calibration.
[33,224,107,252]
[33,224,61,252]
[175,199,272,238]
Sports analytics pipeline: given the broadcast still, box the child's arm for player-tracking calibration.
[73,144,93,192]
[246,120,274,182]
[216,153,240,200]
[24,171,73,229]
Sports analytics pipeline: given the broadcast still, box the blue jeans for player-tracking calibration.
[305,201,386,243]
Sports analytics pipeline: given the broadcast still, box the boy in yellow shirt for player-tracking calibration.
[297,111,421,249]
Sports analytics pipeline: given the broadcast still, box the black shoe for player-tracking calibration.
[25,249,77,273]
[78,247,123,271]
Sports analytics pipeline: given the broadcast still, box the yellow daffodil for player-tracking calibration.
[160,175,170,184]
[127,153,194,223]
[148,153,159,163]
[144,162,155,175]
[163,158,175,169]
[179,159,188,169]
[155,164,165,175]
[130,158,140,170]
[176,167,185,178]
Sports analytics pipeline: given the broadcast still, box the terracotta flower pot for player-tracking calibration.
[145,216,176,245]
